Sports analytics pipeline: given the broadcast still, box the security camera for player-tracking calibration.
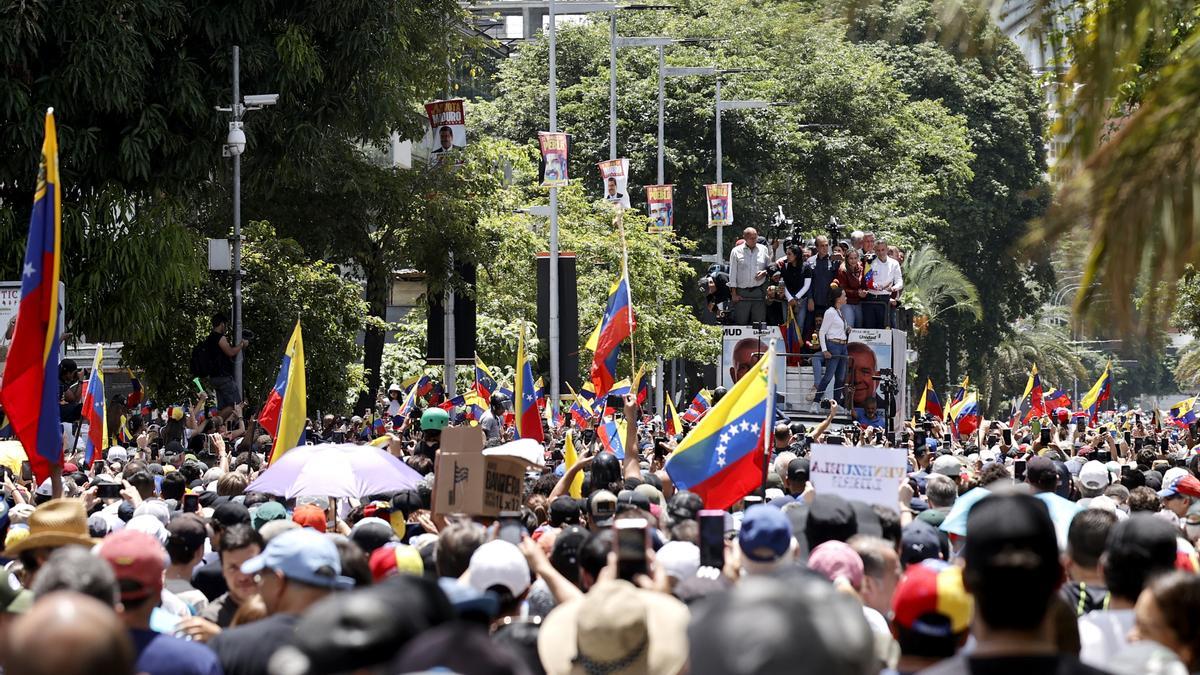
[225,122,246,156]
[243,94,279,107]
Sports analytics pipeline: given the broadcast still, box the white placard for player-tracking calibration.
[808,444,907,508]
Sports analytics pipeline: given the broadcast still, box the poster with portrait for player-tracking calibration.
[597,159,631,209]
[645,184,674,235]
[539,132,570,187]
[845,328,908,430]
[425,99,466,167]
[705,183,733,228]
[720,325,789,390]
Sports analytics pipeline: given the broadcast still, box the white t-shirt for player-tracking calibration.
[1078,608,1135,668]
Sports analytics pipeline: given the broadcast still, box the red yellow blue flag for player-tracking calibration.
[665,345,774,509]
[515,330,544,443]
[0,110,64,484]
[587,275,635,399]
[267,321,307,465]
[80,349,107,466]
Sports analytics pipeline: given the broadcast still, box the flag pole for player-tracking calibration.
[615,210,635,375]
[760,341,776,497]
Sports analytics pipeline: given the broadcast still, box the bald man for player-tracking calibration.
[5,592,134,675]
[728,227,772,324]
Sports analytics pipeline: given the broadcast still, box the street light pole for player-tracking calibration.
[231,46,243,400]
[548,0,561,414]
[610,13,618,161]
[715,77,722,264]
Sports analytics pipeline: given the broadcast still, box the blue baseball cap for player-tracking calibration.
[241,528,355,590]
[738,504,793,562]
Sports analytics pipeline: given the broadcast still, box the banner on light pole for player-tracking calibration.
[539,132,570,187]
[645,184,674,235]
[425,99,466,167]
[598,159,631,209]
[705,182,733,228]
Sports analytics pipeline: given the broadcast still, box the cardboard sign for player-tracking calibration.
[808,444,907,508]
[433,426,533,517]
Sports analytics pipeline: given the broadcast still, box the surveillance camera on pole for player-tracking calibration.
[243,93,279,109]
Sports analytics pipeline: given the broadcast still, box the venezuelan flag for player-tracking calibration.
[125,369,143,409]
[665,344,774,509]
[1080,362,1113,422]
[779,304,804,367]
[79,349,107,466]
[1170,396,1197,427]
[1020,364,1045,418]
[916,378,943,419]
[597,419,626,458]
[267,321,306,464]
[947,376,968,421]
[474,354,498,400]
[950,392,979,437]
[665,395,683,436]
[514,331,544,443]
[566,382,595,428]
[634,366,649,406]
[1045,389,1071,411]
[587,275,635,399]
[682,390,712,424]
[563,431,584,498]
[0,110,63,484]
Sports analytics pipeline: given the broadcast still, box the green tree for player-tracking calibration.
[976,307,1093,414]
[120,222,367,413]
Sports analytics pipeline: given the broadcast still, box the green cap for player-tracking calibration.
[420,408,450,431]
[0,570,32,615]
[252,501,288,531]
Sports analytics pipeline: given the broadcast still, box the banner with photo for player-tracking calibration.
[705,182,733,227]
[539,132,570,187]
[425,99,466,166]
[597,159,631,209]
[645,184,674,234]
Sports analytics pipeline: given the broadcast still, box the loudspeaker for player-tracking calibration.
[537,253,579,390]
[426,262,476,365]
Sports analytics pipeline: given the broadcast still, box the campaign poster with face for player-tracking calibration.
[597,159,631,209]
[720,325,788,390]
[705,183,733,227]
[846,328,908,429]
[539,132,570,187]
[425,99,466,166]
[645,184,674,235]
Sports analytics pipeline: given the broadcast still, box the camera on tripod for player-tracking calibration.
[872,368,898,397]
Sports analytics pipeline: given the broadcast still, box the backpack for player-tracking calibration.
[190,334,221,378]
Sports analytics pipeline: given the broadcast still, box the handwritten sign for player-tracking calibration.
[808,444,907,508]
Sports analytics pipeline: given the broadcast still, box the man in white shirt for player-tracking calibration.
[727,227,772,325]
[862,238,901,329]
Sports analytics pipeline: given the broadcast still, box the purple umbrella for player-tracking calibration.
[245,443,424,499]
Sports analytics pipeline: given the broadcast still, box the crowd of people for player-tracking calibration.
[1,359,1200,675]
[704,228,906,333]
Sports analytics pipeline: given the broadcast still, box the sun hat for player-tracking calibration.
[538,579,689,675]
[5,498,97,554]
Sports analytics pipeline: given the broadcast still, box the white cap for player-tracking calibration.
[467,540,530,597]
[656,541,700,581]
[1079,461,1111,491]
[126,514,168,544]
[1164,467,1190,490]
[107,446,128,463]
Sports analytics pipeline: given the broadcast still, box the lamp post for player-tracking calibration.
[217,46,277,400]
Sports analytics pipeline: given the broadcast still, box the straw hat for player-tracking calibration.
[538,579,689,675]
[6,498,97,554]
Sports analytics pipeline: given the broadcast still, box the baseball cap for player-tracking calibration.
[931,455,961,478]
[96,530,167,602]
[107,446,128,464]
[420,408,450,432]
[211,501,251,529]
[656,541,700,581]
[588,490,617,527]
[807,540,864,589]
[292,503,328,532]
[805,494,857,550]
[738,504,793,563]
[240,528,354,590]
[350,517,396,555]
[892,559,973,638]
[787,458,810,483]
[0,570,32,615]
[466,540,531,597]
[252,501,288,531]
[166,514,208,552]
[391,490,422,518]
[617,489,651,512]
[667,491,703,523]
[1025,456,1058,487]
[1079,461,1111,491]
[963,494,1059,582]
[548,497,581,527]
[900,520,945,568]
[1159,474,1200,499]
[368,543,424,582]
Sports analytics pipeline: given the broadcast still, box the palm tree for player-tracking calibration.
[1175,341,1200,391]
[977,305,1096,414]
[901,245,983,335]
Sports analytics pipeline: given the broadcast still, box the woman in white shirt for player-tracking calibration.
[813,287,849,405]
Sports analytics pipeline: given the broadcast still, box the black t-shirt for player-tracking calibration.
[207,331,234,378]
[209,613,299,675]
[918,654,1111,675]
[781,261,809,298]
[192,559,227,601]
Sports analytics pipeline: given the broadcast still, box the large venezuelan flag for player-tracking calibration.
[1080,362,1112,422]
[587,276,635,399]
[916,378,942,419]
[514,331,544,443]
[267,322,306,465]
[0,110,64,484]
[950,392,979,438]
[665,345,773,509]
